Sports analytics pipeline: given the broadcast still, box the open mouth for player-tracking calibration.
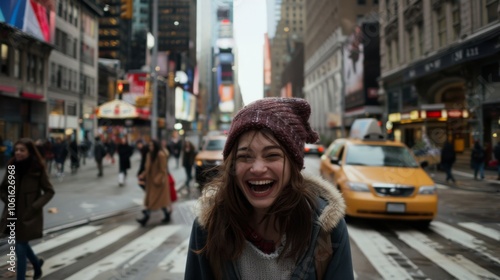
[247,180,275,195]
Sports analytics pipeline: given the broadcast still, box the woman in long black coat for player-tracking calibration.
[0,138,55,279]
[117,137,134,186]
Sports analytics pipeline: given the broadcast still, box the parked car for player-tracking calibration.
[320,118,438,228]
[304,143,325,156]
[195,134,227,189]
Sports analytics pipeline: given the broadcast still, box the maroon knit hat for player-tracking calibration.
[223,97,319,169]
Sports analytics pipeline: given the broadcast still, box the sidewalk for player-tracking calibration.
[428,163,500,193]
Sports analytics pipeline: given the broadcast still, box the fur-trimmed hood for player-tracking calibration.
[195,171,346,233]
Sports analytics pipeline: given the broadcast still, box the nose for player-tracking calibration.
[250,158,267,174]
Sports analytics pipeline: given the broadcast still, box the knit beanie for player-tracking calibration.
[223,97,319,169]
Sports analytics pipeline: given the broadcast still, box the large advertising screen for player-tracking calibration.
[0,0,56,44]
[343,22,380,110]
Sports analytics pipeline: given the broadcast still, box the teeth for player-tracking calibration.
[248,180,273,185]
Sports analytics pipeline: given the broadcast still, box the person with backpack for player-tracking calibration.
[185,98,353,279]
[471,141,485,180]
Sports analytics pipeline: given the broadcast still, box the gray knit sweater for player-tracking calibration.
[236,237,294,280]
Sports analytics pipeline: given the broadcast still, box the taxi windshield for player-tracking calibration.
[345,144,419,168]
[205,139,226,151]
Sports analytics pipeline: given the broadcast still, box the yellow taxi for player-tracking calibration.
[195,134,227,188]
[320,118,438,227]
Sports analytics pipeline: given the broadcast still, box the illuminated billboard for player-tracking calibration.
[0,0,56,44]
[343,22,380,110]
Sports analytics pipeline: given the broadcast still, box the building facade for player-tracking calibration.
[304,0,378,143]
[48,0,102,142]
[269,0,306,98]
[379,0,500,153]
[0,7,54,147]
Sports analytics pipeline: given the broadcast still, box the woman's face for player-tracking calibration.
[14,143,30,161]
[235,131,291,212]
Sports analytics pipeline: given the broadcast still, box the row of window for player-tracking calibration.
[1,44,44,85]
[385,0,499,68]
[48,63,95,97]
[58,0,79,27]
[49,99,77,117]
[55,29,78,59]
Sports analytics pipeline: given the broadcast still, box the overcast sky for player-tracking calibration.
[233,0,267,105]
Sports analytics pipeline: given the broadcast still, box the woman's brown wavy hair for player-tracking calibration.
[197,130,318,278]
[7,138,46,172]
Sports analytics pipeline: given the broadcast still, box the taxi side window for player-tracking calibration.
[337,146,345,162]
[328,141,345,158]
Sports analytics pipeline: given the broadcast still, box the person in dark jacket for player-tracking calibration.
[94,136,107,177]
[117,137,134,186]
[52,137,68,176]
[68,137,79,174]
[185,98,353,280]
[168,133,182,169]
[0,138,55,280]
[181,140,197,195]
[440,140,456,184]
[104,138,116,164]
[43,139,54,175]
[471,141,485,180]
[494,142,500,180]
[136,140,149,190]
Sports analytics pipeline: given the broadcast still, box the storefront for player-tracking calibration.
[382,27,500,153]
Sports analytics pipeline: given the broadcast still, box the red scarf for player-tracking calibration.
[243,226,276,254]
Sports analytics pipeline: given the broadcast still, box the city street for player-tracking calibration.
[0,154,499,279]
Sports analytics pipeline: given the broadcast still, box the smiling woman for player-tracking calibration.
[185,97,354,280]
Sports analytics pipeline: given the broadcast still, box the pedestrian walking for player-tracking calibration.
[136,140,149,190]
[43,139,54,175]
[94,136,107,177]
[52,137,68,177]
[494,142,500,180]
[181,140,196,195]
[0,138,55,280]
[471,141,485,180]
[117,137,134,186]
[185,97,353,280]
[136,140,172,226]
[67,136,79,174]
[104,138,116,164]
[168,132,182,168]
[440,140,456,184]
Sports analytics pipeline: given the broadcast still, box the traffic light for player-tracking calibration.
[120,0,133,19]
[117,82,124,94]
[116,80,129,94]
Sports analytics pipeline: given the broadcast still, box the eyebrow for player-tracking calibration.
[237,145,282,152]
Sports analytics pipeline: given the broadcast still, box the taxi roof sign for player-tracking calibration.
[349,118,384,140]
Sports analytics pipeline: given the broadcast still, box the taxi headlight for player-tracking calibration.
[418,185,436,195]
[196,160,203,167]
[346,182,370,192]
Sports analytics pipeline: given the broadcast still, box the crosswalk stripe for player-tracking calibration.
[42,225,138,277]
[348,225,422,280]
[436,183,449,189]
[158,237,190,273]
[66,225,182,280]
[431,221,500,265]
[395,229,497,279]
[459,222,500,241]
[0,225,101,265]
